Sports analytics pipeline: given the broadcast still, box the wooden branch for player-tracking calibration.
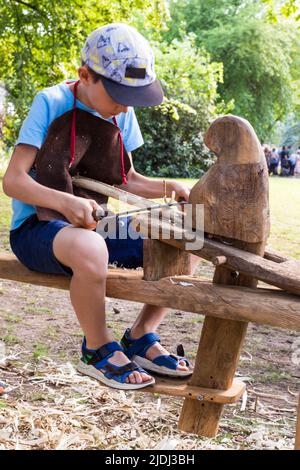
[212,256,227,266]
[72,176,189,226]
[263,248,289,264]
[135,215,300,296]
[72,176,158,209]
[1,254,299,331]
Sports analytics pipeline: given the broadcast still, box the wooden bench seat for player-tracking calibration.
[0,253,299,331]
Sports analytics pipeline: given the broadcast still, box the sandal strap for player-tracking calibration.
[82,338,123,365]
[121,328,161,359]
[103,360,150,383]
[104,360,140,376]
[82,338,150,384]
[153,354,190,370]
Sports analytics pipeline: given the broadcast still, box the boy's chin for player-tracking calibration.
[102,112,115,119]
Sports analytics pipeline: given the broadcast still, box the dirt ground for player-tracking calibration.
[0,258,299,450]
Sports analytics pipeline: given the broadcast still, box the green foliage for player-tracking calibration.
[135,97,215,178]
[203,19,298,139]
[1,4,224,177]
[166,0,300,141]
[134,36,225,177]
[153,37,224,120]
[0,0,169,146]
[262,0,300,21]
[282,121,300,146]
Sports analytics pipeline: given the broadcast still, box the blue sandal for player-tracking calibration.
[77,338,155,390]
[121,329,193,377]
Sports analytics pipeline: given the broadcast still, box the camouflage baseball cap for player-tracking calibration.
[81,23,164,107]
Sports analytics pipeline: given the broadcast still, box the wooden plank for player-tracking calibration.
[0,253,300,331]
[136,377,246,404]
[72,176,294,264]
[135,215,300,296]
[201,237,300,296]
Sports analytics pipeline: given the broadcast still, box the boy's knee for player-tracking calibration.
[55,228,109,277]
[73,231,108,270]
[75,255,108,280]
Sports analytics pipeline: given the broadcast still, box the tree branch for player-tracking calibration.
[11,0,47,18]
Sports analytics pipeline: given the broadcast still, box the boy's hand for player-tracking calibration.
[169,181,190,202]
[59,193,101,229]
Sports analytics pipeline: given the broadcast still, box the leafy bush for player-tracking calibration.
[134,35,226,177]
[135,97,215,178]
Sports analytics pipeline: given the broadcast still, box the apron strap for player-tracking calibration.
[69,80,80,168]
[112,116,128,185]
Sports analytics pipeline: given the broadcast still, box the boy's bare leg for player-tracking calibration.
[53,226,151,384]
[129,254,200,371]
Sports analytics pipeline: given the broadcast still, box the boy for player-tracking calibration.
[3,23,196,390]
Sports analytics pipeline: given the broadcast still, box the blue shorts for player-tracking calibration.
[10,214,144,276]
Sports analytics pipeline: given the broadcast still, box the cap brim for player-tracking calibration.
[100,76,164,107]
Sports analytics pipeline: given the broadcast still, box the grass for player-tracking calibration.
[32,342,50,360]
[4,313,22,323]
[0,175,12,252]
[0,171,300,259]
[1,332,19,345]
[267,178,300,259]
[24,306,53,315]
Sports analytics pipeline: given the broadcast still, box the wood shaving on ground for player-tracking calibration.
[169,278,195,287]
[0,358,296,450]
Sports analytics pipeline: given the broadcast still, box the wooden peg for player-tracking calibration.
[212,256,227,266]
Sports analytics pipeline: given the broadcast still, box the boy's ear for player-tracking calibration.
[78,66,91,85]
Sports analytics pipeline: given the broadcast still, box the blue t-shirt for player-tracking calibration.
[11,80,144,230]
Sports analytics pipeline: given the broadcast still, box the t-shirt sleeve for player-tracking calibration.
[121,107,144,153]
[16,92,49,149]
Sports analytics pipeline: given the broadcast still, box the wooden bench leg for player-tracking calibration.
[178,316,248,437]
[143,239,191,280]
[179,241,265,437]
